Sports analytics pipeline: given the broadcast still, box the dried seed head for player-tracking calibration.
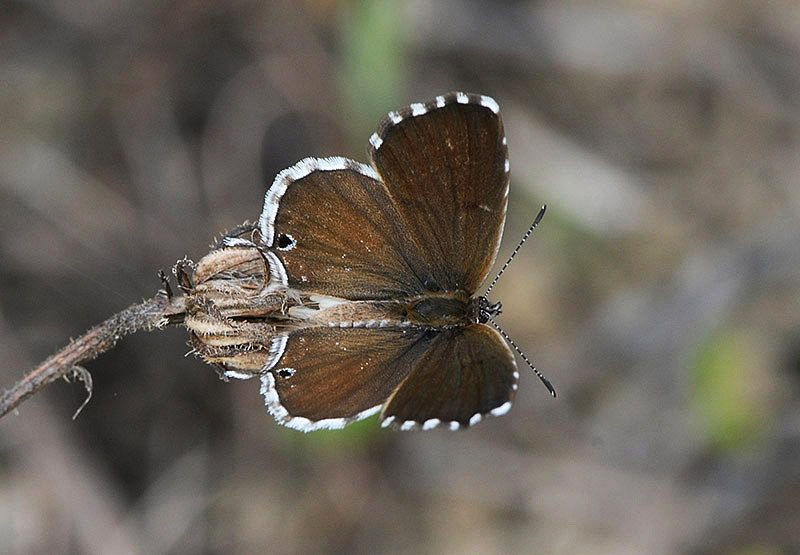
[184,224,291,378]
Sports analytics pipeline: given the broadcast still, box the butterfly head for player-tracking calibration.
[476,296,502,324]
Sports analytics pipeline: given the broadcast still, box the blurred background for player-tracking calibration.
[1,1,799,553]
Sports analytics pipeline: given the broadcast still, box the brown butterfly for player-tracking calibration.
[184,92,553,432]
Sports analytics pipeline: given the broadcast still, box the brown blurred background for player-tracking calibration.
[2,1,799,553]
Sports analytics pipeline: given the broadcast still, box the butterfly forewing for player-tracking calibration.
[369,92,509,293]
[381,325,518,430]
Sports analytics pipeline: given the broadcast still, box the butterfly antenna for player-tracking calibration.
[489,319,556,398]
[485,204,547,297]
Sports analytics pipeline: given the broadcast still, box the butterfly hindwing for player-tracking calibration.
[262,327,431,431]
[258,157,435,300]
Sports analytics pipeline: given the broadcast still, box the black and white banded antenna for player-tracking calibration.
[484,204,556,397]
[490,321,556,397]
[485,204,547,297]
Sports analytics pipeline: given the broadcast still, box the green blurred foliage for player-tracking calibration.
[337,0,408,149]
[280,413,384,456]
[692,329,770,452]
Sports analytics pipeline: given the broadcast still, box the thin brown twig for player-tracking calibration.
[0,289,186,419]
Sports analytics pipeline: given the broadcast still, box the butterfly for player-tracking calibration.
[185,92,553,432]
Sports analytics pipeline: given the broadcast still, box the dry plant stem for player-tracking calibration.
[0,290,186,419]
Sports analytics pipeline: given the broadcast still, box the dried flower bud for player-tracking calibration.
[184,225,289,379]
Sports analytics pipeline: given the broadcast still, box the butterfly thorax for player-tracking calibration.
[403,291,469,326]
